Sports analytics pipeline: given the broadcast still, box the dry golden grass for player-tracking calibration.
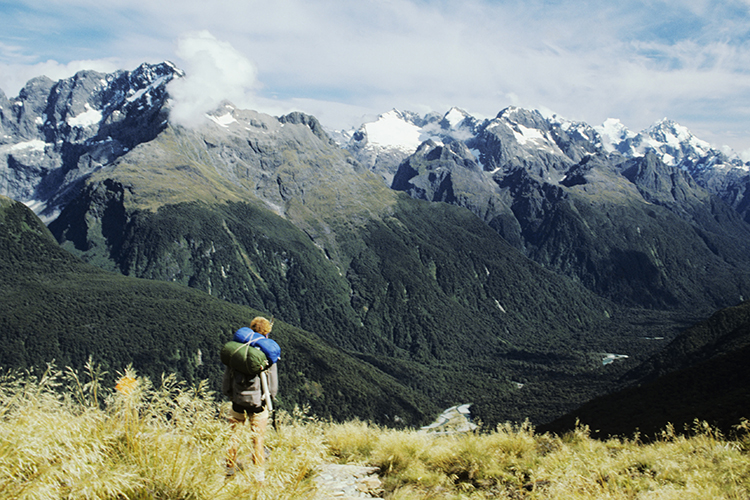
[0,362,324,500]
[1,362,748,499]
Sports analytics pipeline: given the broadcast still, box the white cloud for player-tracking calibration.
[2,0,750,150]
[167,31,259,128]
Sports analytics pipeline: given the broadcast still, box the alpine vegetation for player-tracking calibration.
[1,364,749,499]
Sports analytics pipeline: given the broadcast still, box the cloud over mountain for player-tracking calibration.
[167,31,259,128]
[1,1,749,152]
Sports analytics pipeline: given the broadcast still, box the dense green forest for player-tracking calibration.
[0,196,438,425]
[35,111,743,428]
[542,300,750,438]
[3,194,693,427]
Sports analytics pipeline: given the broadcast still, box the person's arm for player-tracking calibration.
[221,367,233,398]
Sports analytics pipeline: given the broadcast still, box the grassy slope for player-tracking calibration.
[2,365,749,499]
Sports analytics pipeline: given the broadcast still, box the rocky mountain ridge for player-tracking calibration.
[342,106,750,312]
[0,62,182,221]
[2,62,748,227]
[339,107,750,230]
[339,106,749,184]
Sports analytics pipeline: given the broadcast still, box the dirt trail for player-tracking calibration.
[312,463,383,499]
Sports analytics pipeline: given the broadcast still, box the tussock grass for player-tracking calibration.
[0,362,324,500]
[1,363,749,499]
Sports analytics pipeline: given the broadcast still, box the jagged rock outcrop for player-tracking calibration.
[391,139,523,249]
[0,62,182,220]
[388,112,750,312]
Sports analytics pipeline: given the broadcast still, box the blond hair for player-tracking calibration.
[250,316,273,336]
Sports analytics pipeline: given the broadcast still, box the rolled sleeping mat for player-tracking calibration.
[220,341,268,376]
[233,327,281,364]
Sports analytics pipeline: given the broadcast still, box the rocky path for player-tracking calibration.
[312,463,383,499]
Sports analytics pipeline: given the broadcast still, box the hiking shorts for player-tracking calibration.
[227,405,269,426]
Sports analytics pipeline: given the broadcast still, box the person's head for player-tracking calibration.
[250,316,273,337]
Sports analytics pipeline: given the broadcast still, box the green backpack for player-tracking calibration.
[220,341,268,376]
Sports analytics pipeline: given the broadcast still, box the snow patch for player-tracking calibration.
[127,88,147,103]
[364,111,422,151]
[126,75,169,103]
[208,112,237,127]
[512,123,560,153]
[512,123,547,145]
[67,104,102,128]
[1,140,46,153]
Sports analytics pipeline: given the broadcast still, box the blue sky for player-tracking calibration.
[2,0,750,155]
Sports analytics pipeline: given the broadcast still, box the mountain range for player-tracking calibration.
[339,107,750,313]
[2,61,750,432]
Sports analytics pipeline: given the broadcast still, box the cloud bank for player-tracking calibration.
[0,59,120,98]
[1,0,749,152]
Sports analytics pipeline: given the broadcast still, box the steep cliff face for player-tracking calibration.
[391,139,523,249]
[0,63,181,220]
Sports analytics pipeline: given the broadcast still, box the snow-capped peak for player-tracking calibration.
[595,118,636,153]
[443,107,470,129]
[361,109,424,151]
[497,106,523,118]
[340,106,749,184]
[645,119,713,159]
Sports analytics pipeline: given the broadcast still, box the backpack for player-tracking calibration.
[220,341,269,376]
[233,327,281,364]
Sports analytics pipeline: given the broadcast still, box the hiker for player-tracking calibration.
[222,316,279,479]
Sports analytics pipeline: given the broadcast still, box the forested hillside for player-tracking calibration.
[3,64,750,431]
[543,300,750,438]
[0,195,437,425]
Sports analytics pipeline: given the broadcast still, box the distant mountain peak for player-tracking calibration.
[0,61,182,219]
[361,109,424,151]
[440,107,476,132]
[595,118,636,151]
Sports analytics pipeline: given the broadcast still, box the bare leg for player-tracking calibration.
[249,408,269,466]
[226,416,242,467]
